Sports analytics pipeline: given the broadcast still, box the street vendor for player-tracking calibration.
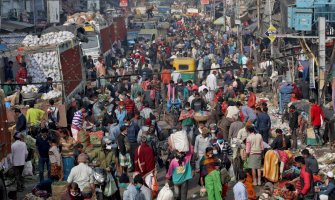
[39,77,54,93]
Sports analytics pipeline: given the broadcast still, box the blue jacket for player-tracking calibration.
[127,120,140,143]
[256,112,271,131]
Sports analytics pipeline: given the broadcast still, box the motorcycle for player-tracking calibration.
[92,164,120,200]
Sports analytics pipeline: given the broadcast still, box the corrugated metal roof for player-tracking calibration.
[0,20,34,32]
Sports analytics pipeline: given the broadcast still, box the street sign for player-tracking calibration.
[265,24,278,42]
[201,0,210,5]
[120,0,128,7]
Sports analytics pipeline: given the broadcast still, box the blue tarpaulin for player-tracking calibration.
[0,44,7,50]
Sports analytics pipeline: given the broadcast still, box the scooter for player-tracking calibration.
[92,163,120,200]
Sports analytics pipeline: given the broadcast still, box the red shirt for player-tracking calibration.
[125,99,136,114]
[134,143,155,177]
[248,92,256,109]
[161,69,171,85]
[16,67,27,84]
[310,103,324,126]
[299,166,312,195]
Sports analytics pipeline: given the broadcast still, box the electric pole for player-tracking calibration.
[319,17,326,104]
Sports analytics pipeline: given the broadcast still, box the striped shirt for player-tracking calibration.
[72,111,83,129]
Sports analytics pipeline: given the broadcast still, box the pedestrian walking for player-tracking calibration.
[11,132,28,192]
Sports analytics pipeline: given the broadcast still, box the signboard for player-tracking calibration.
[309,58,315,89]
[47,0,60,23]
[265,24,278,42]
[87,0,100,12]
[120,0,128,7]
[201,0,210,5]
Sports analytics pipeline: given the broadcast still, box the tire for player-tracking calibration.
[0,175,8,200]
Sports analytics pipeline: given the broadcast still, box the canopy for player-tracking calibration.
[213,16,225,25]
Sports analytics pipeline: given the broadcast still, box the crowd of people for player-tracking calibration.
[5,12,335,200]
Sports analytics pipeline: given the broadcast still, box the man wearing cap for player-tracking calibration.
[14,108,27,134]
[67,153,94,192]
[318,172,335,200]
[11,132,28,192]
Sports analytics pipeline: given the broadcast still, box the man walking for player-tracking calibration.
[255,107,271,143]
[288,105,299,149]
[36,128,50,182]
[310,99,324,143]
[11,132,28,192]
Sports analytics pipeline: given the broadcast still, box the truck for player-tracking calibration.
[127,30,140,48]
[0,101,9,200]
[64,13,127,66]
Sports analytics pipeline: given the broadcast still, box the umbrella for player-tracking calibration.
[214,16,225,25]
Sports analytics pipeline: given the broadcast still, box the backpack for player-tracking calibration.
[48,106,59,123]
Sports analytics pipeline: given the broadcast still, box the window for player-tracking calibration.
[179,64,189,70]
[81,36,99,49]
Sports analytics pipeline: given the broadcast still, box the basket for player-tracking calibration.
[194,112,209,122]
[21,92,40,99]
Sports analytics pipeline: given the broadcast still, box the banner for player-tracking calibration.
[201,0,209,5]
[87,0,100,12]
[47,0,60,23]
[120,0,128,7]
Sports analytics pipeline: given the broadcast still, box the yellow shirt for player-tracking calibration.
[26,108,45,125]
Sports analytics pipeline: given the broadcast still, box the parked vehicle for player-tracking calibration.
[172,57,196,82]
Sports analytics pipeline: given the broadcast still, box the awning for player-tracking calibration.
[0,20,34,32]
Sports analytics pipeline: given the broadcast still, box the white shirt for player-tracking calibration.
[206,73,217,91]
[226,106,240,120]
[11,140,28,166]
[233,181,248,200]
[188,95,195,104]
[171,71,181,83]
[198,85,208,93]
[67,163,94,191]
[242,56,248,69]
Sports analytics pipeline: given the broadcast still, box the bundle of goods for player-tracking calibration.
[41,90,62,100]
[317,153,335,165]
[21,31,75,84]
[89,130,104,146]
[168,130,189,152]
[51,181,67,199]
[64,12,107,30]
[21,85,40,99]
[24,193,51,200]
[194,111,210,122]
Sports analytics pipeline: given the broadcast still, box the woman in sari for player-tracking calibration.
[200,147,222,200]
[59,129,75,180]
